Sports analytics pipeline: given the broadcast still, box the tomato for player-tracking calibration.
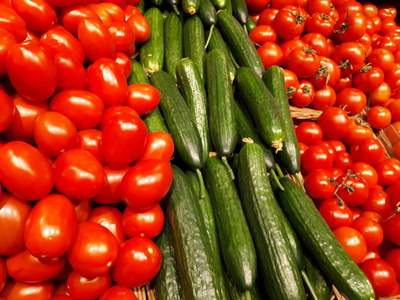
[311,86,336,110]
[370,81,391,106]
[352,216,384,249]
[317,107,350,140]
[54,52,87,92]
[308,0,331,15]
[289,79,315,107]
[280,39,307,68]
[362,2,378,18]
[308,56,340,89]
[76,129,105,166]
[335,87,367,115]
[304,169,336,201]
[334,12,367,43]
[385,248,400,280]
[0,279,54,299]
[366,48,394,73]
[361,187,391,215]
[111,236,161,288]
[353,67,384,94]
[301,33,328,57]
[0,29,16,76]
[71,198,92,224]
[124,84,160,116]
[67,270,111,300]
[319,198,353,229]
[350,162,378,188]
[328,140,346,153]
[351,138,385,166]
[99,285,138,300]
[249,25,277,44]
[336,171,369,207]
[102,113,147,168]
[336,0,363,16]
[67,222,119,278]
[137,131,174,163]
[366,106,391,131]
[0,193,31,255]
[121,159,173,211]
[98,3,125,21]
[112,52,132,79]
[375,160,399,186]
[361,259,397,298]
[50,90,104,130]
[333,227,367,265]
[300,144,334,176]
[333,151,353,172]
[273,5,307,40]
[0,5,27,42]
[258,8,278,26]
[371,35,397,53]
[333,74,352,93]
[126,14,150,43]
[0,89,14,133]
[53,149,104,200]
[257,42,283,70]
[332,42,366,75]
[108,20,135,53]
[287,47,320,79]
[99,105,139,131]
[295,121,323,146]
[298,142,308,160]
[60,5,102,35]
[282,69,299,90]
[0,258,4,293]
[387,99,400,122]
[122,203,164,238]
[378,3,397,20]
[382,209,400,245]
[245,0,270,12]
[341,118,373,147]
[306,13,335,38]
[123,5,141,20]
[6,40,57,102]
[385,63,400,90]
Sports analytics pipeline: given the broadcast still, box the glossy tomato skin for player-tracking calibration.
[46,0,84,7]
[120,159,173,211]
[0,192,31,255]
[137,131,174,163]
[361,259,397,298]
[0,29,17,76]
[0,141,53,201]
[319,198,353,229]
[336,172,369,207]
[99,285,138,300]
[122,203,164,238]
[67,270,111,300]
[66,222,119,279]
[289,79,315,107]
[375,160,399,186]
[273,5,307,40]
[335,87,367,115]
[385,248,400,280]
[287,47,320,79]
[54,52,87,92]
[257,42,283,70]
[382,211,400,246]
[353,67,384,93]
[53,149,104,200]
[317,107,350,140]
[71,198,92,224]
[126,14,150,43]
[304,169,336,201]
[99,105,139,130]
[308,56,340,89]
[352,216,384,249]
[0,4,27,42]
[76,129,105,165]
[0,279,54,299]
[108,20,135,53]
[11,0,57,32]
[306,12,335,38]
[60,5,102,35]
[112,52,132,79]
[350,162,378,189]
[111,236,161,288]
[0,89,15,133]
[341,118,374,147]
[351,138,385,166]
[311,86,336,111]
[24,194,77,259]
[125,84,160,116]
[300,144,335,176]
[295,121,323,146]
[361,187,391,215]
[333,226,367,265]
[0,257,5,293]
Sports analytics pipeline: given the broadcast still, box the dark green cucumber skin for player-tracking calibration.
[234,102,275,172]
[237,143,307,300]
[198,0,217,26]
[226,273,262,300]
[151,0,164,7]
[225,0,233,14]
[217,10,264,77]
[204,156,257,292]
[206,27,236,82]
[235,67,286,150]
[164,11,184,83]
[246,15,257,33]
[128,59,150,85]
[303,254,332,300]
[185,170,220,256]
[263,66,300,174]
[154,223,184,300]
[182,0,200,14]
[275,177,375,300]
[183,15,206,83]
[176,58,211,163]
[167,165,230,300]
[210,0,226,10]
[140,7,164,75]
[206,49,237,158]
[136,0,145,14]
[231,0,248,25]
[150,71,203,170]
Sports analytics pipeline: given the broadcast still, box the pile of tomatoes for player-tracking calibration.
[246,0,400,297]
[0,0,175,299]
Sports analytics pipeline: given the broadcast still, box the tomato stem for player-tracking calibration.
[359,63,372,73]
[313,63,331,86]
[286,86,297,99]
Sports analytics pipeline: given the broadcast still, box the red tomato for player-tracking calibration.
[289,79,315,107]
[76,129,105,166]
[352,216,384,249]
[377,3,397,20]
[304,169,336,201]
[11,0,56,32]
[308,56,340,89]
[112,52,132,79]
[335,87,367,115]
[66,222,119,278]
[258,8,279,26]
[387,99,400,122]
[0,4,27,42]
[282,69,299,89]
[273,5,307,40]
[317,107,350,140]
[328,140,346,153]
[287,47,320,79]
[98,2,125,21]
[54,52,87,92]
[257,42,283,70]
[367,48,394,73]
[53,149,104,200]
[333,74,353,93]
[0,257,5,293]
[353,67,384,94]
[125,84,160,116]
[334,12,367,43]
[88,206,127,245]
[366,106,391,130]
[333,226,367,265]
[280,38,307,68]
[67,270,111,300]
[361,259,397,298]
[336,171,369,206]
[6,40,57,102]
[0,89,14,133]
[361,187,391,215]
[375,160,399,186]
[123,5,141,21]
[120,159,173,211]
[122,203,164,238]
[382,210,400,246]
[332,42,366,75]
[385,63,400,90]
[333,151,353,172]
[245,0,270,12]
[385,248,400,280]
[306,12,335,38]
[0,29,16,76]
[249,25,277,44]
[300,144,335,175]
[111,236,161,288]
[0,279,54,299]
[0,192,31,255]
[301,33,328,57]
[341,118,373,147]
[99,285,138,300]
[99,105,139,130]
[78,18,115,61]
[71,198,92,224]
[24,194,77,259]
[60,5,102,35]
[49,90,104,130]
[319,198,353,229]
[6,249,66,283]
[350,162,378,188]
[86,57,128,107]
[298,142,308,160]
[308,0,331,15]
[311,86,336,110]
[108,20,135,53]
[351,138,385,166]
[137,131,174,163]
[126,14,150,43]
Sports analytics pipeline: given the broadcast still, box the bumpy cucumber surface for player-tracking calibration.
[164,11,184,83]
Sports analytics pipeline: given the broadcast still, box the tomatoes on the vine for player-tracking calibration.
[319,198,354,229]
[335,171,370,206]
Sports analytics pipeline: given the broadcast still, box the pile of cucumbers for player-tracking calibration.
[130,2,376,299]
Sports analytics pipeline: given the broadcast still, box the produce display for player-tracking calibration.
[1,0,400,299]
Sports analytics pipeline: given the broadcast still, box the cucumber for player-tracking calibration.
[217,10,264,77]
[198,0,217,26]
[237,142,307,300]
[164,11,184,83]
[226,273,262,300]
[206,49,237,159]
[167,0,180,15]
[234,102,275,172]
[263,66,300,175]
[162,9,170,20]
[176,58,211,163]
[246,15,257,33]
[151,0,164,7]
[128,58,150,85]
[150,71,203,170]
[235,67,286,152]
[225,0,233,14]
[204,156,257,292]
[154,223,184,300]
[303,253,332,300]
[140,7,164,75]
[206,27,236,82]
[136,0,145,14]
[166,165,230,300]
[274,177,375,300]
[183,15,206,83]
[231,0,248,25]
[209,0,226,10]
[182,0,200,14]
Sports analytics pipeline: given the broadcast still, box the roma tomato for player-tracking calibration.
[66,222,119,279]
[0,279,54,300]
[6,40,57,102]
[319,198,353,229]
[53,149,104,200]
[361,259,397,298]
[333,226,367,265]
[99,105,139,130]
[71,198,92,224]
[24,194,77,260]
[336,171,369,206]
[60,5,102,35]
[120,159,173,211]
[335,87,367,115]
[0,4,27,42]
[125,84,160,116]
[111,236,161,288]
[54,52,87,92]
[126,14,150,43]
[122,203,164,238]
[11,0,57,32]
[112,52,132,79]
[99,285,137,300]
[0,89,14,133]
[304,169,336,201]
[108,20,135,53]
[375,160,399,186]
[317,107,350,140]
[67,270,111,300]
[46,0,84,7]
[361,187,391,215]
[351,138,385,166]
[0,29,16,76]
[352,216,384,249]
[76,129,105,166]
[137,131,174,163]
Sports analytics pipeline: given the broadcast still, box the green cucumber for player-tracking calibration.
[225,0,233,14]
[162,9,170,20]
[140,7,164,75]
[128,58,150,85]
[183,15,206,83]
[167,165,230,300]
[182,0,200,14]
[167,0,181,15]
[209,0,226,9]
[154,223,184,300]
[274,177,375,300]
[206,49,237,159]
[176,58,211,163]
[164,11,184,83]
[198,0,217,26]
[231,0,248,25]
[204,156,257,291]
[303,254,332,300]
[236,67,286,152]
[263,66,300,175]
[150,71,203,170]
[237,142,307,300]
[234,102,275,172]
[217,10,264,77]
[136,0,145,14]
[226,273,262,300]
[246,15,257,33]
